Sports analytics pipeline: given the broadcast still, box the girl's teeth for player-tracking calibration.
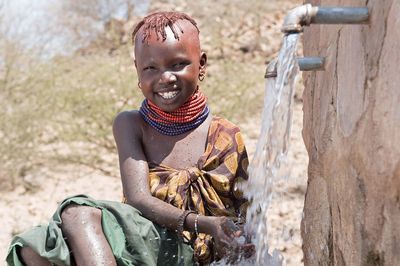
[158,91,178,99]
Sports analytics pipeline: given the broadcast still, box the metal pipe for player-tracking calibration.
[281,4,369,34]
[281,4,317,34]
[297,57,325,71]
[264,56,325,78]
[311,7,369,25]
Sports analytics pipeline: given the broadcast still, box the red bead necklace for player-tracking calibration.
[147,89,207,124]
[139,89,210,135]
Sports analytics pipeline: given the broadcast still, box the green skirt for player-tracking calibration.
[6,195,194,266]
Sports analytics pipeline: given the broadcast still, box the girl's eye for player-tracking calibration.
[172,62,187,70]
[143,66,155,71]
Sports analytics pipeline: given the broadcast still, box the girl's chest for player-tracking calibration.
[142,117,211,169]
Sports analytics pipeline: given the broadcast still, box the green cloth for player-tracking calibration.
[6,195,193,266]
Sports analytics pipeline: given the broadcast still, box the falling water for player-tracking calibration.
[241,33,300,265]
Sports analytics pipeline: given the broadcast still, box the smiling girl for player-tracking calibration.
[7,11,254,266]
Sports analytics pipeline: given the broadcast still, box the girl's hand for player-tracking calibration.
[207,217,255,262]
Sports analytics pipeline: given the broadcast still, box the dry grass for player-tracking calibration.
[1,0,303,189]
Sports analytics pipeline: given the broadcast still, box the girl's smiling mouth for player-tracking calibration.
[157,90,179,100]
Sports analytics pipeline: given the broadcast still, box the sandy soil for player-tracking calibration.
[0,99,307,265]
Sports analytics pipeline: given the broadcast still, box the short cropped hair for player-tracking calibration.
[132,11,199,44]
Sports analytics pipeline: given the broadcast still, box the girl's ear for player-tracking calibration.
[199,52,207,70]
[198,52,207,81]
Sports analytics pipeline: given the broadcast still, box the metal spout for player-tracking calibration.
[281,4,317,34]
[281,4,369,34]
[264,56,325,78]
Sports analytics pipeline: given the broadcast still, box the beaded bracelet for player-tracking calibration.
[194,214,200,235]
[177,210,196,239]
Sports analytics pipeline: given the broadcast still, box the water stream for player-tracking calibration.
[242,33,300,265]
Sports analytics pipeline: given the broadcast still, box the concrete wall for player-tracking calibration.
[301,0,400,265]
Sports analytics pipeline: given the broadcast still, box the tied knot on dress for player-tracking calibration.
[186,167,200,183]
[147,117,250,264]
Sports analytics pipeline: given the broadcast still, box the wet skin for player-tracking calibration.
[20,20,254,266]
[126,20,254,261]
[116,21,217,238]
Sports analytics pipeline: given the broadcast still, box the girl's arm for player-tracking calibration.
[113,111,215,234]
[113,111,253,260]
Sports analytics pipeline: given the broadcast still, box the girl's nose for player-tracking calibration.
[160,71,177,84]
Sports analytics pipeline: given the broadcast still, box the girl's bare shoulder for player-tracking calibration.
[113,110,144,140]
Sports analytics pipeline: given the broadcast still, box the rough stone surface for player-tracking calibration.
[301,0,400,265]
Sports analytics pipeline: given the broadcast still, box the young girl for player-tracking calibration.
[7,11,254,265]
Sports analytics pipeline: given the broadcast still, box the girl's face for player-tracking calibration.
[134,20,207,112]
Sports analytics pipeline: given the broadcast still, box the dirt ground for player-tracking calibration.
[0,99,307,265]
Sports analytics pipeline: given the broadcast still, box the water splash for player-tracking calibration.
[242,33,300,265]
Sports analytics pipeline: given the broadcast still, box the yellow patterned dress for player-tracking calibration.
[147,116,249,263]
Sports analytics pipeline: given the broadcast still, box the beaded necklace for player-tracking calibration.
[139,89,210,136]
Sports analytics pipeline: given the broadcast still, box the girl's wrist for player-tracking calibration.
[198,215,216,235]
[178,210,196,238]
[185,214,215,235]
